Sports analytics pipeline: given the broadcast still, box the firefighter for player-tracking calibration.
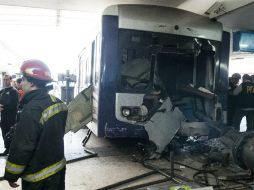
[232,74,254,131]
[0,74,19,156]
[251,74,254,83]
[229,73,241,90]
[227,73,241,126]
[4,59,68,190]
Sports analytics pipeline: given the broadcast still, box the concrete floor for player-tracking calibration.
[0,129,166,190]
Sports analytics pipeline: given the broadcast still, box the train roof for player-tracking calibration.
[103,4,222,42]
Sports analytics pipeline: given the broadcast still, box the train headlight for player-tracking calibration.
[139,105,148,116]
[122,108,131,117]
[121,106,148,121]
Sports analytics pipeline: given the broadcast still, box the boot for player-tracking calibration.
[0,149,9,156]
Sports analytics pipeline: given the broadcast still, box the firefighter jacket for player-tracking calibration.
[4,89,68,183]
[239,81,254,108]
[0,87,18,128]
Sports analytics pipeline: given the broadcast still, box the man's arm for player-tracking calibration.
[0,89,4,111]
[8,89,19,110]
[0,104,3,112]
[4,109,41,183]
[0,89,18,111]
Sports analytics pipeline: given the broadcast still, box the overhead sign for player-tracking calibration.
[233,31,254,53]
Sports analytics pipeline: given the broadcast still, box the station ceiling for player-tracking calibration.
[0,0,185,12]
[0,0,253,30]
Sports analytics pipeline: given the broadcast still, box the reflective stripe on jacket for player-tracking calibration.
[5,161,25,175]
[22,159,66,182]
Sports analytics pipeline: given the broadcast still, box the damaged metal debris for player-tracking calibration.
[97,130,254,190]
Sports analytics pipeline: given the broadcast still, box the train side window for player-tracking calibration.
[93,33,101,86]
[85,57,91,85]
[91,41,95,84]
[78,46,93,91]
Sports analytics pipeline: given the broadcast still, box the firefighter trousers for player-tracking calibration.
[232,109,254,131]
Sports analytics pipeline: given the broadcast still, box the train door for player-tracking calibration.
[87,33,101,135]
[65,85,93,133]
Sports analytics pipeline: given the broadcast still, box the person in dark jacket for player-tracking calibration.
[232,74,254,131]
[16,78,25,101]
[4,59,68,190]
[229,73,241,90]
[227,73,241,126]
[0,74,18,156]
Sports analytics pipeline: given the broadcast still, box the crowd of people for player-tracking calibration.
[228,73,254,131]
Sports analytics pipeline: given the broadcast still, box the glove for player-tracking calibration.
[8,181,19,188]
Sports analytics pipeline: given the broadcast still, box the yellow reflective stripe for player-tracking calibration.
[22,159,66,183]
[40,103,67,125]
[5,161,25,175]
[50,95,57,102]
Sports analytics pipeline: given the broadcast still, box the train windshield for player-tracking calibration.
[118,29,220,96]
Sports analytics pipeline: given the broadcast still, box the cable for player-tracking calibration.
[96,171,158,190]
[97,168,181,190]
[224,181,253,190]
[174,161,202,171]
[119,178,169,190]
[193,170,220,187]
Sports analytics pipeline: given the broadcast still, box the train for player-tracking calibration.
[65,4,230,153]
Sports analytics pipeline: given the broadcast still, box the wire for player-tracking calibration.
[224,181,253,190]
[174,161,202,171]
[119,178,169,190]
[96,171,158,190]
[97,169,179,190]
[193,170,220,187]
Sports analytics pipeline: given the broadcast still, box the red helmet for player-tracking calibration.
[20,59,52,82]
